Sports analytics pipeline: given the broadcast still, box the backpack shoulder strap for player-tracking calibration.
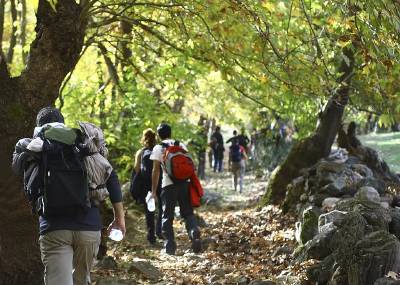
[159,142,169,149]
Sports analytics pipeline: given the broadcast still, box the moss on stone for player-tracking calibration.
[294,244,305,253]
[300,209,319,244]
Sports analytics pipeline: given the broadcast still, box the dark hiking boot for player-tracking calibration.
[190,229,202,253]
[161,248,175,256]
[156,232,164,240]
[147,235,156,245]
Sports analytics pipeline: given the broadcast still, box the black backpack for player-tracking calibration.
[229,144,242,163]
[33,126,91,217]
[238,135,247,148]
[140,147,153,181]
[24,159,44,214]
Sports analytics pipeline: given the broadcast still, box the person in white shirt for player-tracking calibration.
[147,123,201,255]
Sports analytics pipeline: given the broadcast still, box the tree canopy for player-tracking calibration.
[2,0,400,179]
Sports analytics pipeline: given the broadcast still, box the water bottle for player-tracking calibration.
[147,191,156,212]
[108,229,123,241]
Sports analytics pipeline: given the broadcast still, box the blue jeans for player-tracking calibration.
[213,149,224,172]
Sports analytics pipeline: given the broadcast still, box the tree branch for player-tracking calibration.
[98,42,125,93]
[134,22,211,62]
[348,97,382,116]
[230,83,284,114]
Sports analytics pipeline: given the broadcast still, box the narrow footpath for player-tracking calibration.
[91,170,310,285]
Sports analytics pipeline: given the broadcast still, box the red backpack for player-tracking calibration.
[160,141,194,184]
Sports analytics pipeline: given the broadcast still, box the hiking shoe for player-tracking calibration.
[147,235,156,245]
[161,248,175,256]
[190,229,202,253]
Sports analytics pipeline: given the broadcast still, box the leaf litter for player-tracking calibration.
[92,172,313,284]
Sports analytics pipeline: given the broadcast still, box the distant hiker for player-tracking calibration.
[251,127,261,159]
[226,130,238,145]
[210,126,224,172]
[130,128,163,244]
[147,123,202,255]
[192,128,207,180]
[251,127,260,148]
[228,139,247,193]
[271,116,287,147]
[11,107,125,285]
[238,128,250,153]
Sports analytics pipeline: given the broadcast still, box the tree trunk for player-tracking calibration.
[0,0,88,283]
[6,0,18,63]
[0,0,5,47]
[20,0,28,64]
[261,45,356,206]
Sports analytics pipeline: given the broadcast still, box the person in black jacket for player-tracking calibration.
[210,126,224,172]
[131,128,163,244]
[12,107,125,285]
[226,130,238,145]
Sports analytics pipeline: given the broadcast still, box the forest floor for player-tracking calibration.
[359,132,400,173]
[91,169,312,285]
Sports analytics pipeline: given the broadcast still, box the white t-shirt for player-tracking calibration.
[150,139,189,188]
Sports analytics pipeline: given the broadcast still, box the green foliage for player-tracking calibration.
[3,0,400,181]
[251,136,294,174]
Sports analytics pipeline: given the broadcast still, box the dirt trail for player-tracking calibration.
[92,170,306,284]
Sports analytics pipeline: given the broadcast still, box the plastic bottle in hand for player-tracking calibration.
[146,191,156,212]
[108,229,123,241]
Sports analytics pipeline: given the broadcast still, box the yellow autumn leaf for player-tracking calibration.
[234,43,243,51]
[253,44,262,52]
[291,9,302,17]
[262,3,275,11]
[337,40,350,48]
[260,76,268,83]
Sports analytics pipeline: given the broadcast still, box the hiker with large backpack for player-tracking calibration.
[130,128,163,244]
[210,126,225,172]
[228,138,247,193]
[147,123,202,255]
[11,107,125,285]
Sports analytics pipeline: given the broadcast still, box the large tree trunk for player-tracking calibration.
[0,0,88,283]
[261,45,356,206]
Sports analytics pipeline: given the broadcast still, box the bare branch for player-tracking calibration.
[230,83,284,114]
[98,42,125,93]
[96,77,111,94]
[88,15,168,28]
[348,97,382,116]
[58,44,92,109]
